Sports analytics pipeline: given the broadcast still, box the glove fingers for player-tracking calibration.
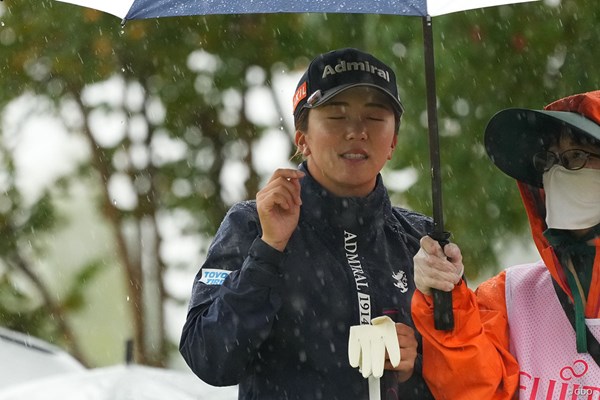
[371,316,389,325]
[361,337,372,378]
[348,321,399,379]
[373,316,401,368]
[348,326,361,368]
[371,335,385,378]
[384,333,401,368]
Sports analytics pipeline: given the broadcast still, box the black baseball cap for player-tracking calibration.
[292,48,404,121]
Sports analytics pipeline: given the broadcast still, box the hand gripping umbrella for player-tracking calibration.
[54,0,539,331]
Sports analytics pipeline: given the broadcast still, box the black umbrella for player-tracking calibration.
[54,0,541,330]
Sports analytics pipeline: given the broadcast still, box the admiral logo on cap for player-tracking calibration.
[292,48,404,121]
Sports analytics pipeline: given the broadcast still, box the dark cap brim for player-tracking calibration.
[305,83,404,118]
[484,108,600,187]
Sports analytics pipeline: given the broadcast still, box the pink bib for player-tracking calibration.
[506,262,600,399]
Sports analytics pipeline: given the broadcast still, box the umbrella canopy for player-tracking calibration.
[57,0,536,21]
[54,0,541,331]
[0,364,238,400]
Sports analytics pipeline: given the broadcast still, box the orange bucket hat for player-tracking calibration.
[484,90,600,187]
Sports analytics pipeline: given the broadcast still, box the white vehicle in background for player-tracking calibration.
[0,326,85,388]
[0,326,238,399]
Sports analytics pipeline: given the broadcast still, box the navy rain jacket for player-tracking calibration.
[180,162,434,399]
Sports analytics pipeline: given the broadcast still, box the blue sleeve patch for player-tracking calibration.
[199,269,232,285]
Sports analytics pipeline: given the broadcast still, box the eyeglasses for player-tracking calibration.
[533,149,600,173]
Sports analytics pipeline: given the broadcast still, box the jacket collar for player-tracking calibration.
[298,162,392,233]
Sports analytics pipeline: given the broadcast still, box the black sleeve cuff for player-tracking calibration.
[241,238,286,286]
[249,237,286,265]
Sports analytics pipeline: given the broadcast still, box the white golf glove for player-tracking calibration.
[348,316,401,379]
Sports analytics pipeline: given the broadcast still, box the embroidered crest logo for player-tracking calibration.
[392,270,408,293]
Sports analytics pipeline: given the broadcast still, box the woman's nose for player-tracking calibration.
[344,118,368,140]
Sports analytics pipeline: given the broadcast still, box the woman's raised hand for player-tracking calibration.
[256,169,305,252]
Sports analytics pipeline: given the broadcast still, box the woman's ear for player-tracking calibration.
[387,135,398,160]
[295,131,311,157]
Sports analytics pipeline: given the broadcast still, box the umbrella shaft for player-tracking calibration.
[422,16,454,331]
[422,16,445,232]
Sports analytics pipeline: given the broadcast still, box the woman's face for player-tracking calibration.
[294,86,397,197]
[546,134,600,237]
[547,135,600,170]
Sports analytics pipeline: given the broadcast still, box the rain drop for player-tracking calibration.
[298,350,307,362]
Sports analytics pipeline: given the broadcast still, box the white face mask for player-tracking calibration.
[543,165,600,230]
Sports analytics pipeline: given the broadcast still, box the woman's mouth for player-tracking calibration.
[341,153,368,160]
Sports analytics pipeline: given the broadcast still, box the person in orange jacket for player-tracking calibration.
[411,90,600,399]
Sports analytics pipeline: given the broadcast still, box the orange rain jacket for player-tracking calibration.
[411,91,600,400]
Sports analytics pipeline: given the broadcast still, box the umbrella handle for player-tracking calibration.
[428,231,454,331]
[432,290,453,330]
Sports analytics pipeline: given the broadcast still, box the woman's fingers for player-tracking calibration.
[260,169,304,208]
[259,184,293,209]
[266,168,305,183]
[414,236,464,294]
[256,169,305,251]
